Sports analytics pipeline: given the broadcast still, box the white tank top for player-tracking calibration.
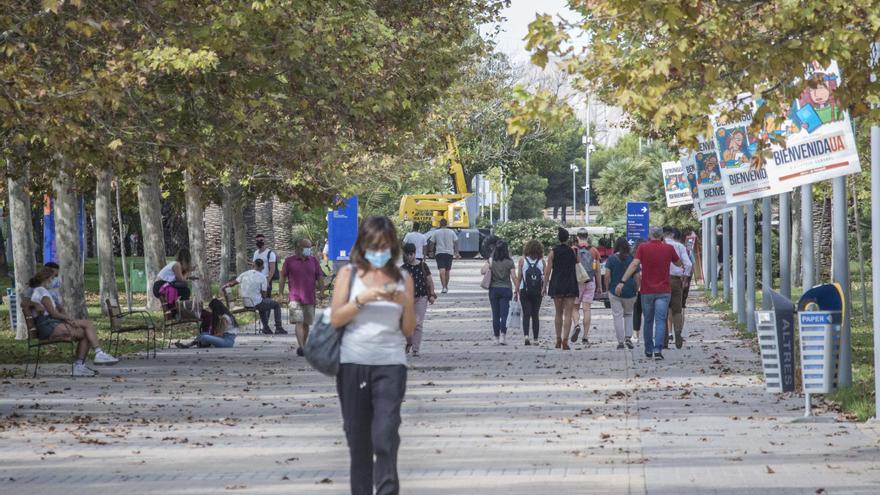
[157,262,178,282]
[339,271,407,366]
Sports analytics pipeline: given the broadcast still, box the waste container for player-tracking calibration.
[130,261,146,292]
[755,290,796,393]
[6,288,16,332]
[796,283,845,395]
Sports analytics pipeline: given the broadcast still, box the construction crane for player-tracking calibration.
[399,133,487,257]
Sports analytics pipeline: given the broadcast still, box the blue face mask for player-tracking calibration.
[365,249,392,268]
[49,277,61,290]
[302,248,313,257]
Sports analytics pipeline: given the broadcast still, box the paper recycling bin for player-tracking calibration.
[7,288,16,332]
[797,284,845,395]
[130,261,146,292]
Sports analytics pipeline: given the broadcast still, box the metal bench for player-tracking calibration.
[157,293,201,345]
[106,298,158,358]
[21,299,75,378]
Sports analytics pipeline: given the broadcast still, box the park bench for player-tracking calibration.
[157,293,201,345]
[222,287,260,334]
[105,298,158,359]
[21,298,75,378]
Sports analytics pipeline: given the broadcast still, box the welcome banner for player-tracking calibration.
[712,109,781,203]
[662,160,693,207]
[693,137,728,211]
[764,61,861,188]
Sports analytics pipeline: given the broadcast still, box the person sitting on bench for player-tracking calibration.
[222,258,285,335]
[28,267,118,376]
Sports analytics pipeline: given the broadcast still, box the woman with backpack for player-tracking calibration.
[481,241,517,345]
[544,228,580,350]
[515,239,545,346]
[604,236,640,349]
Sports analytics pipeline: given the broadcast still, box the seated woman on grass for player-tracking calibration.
[28,267,119,376]
[175,299,239,349]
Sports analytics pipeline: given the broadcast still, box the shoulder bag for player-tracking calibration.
[304,264,358,377]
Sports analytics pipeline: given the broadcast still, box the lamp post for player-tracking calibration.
[582,135,592,225]
[569,163,578,225]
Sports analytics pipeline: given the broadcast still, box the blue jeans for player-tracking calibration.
[640,293,670,355]
[488,287,512,337]
[198,332,236,348]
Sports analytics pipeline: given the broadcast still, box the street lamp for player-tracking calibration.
[569,163,578,225]
[582,134,593,225]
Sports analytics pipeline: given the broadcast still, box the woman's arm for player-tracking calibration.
[513,258,523,291]
[480,258,492,274]
[397,276,416,337]
[543,251,554,290]
[604,262,611,293]
[40,295,70,321]
[172,262,186,281]
[425,264,437,303]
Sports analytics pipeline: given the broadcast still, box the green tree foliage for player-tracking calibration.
[508,174,548,220]
[494,218,559,255]
[523,1,880,145]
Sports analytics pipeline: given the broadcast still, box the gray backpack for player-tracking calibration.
[578,246,596,279]
[304,265,357,377]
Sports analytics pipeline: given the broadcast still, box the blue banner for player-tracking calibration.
[42,195,56,264]
[626,201,649,245]
[327,196,358,261]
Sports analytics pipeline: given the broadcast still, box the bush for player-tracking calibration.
[494,218,561,255]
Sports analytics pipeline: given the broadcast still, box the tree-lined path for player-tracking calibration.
[2,261,879,494]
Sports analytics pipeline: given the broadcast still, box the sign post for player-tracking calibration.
[625,202,649,246]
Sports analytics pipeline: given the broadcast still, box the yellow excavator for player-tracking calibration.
[399,133,487,257]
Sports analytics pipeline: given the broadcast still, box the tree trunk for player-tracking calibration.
[54,169,88,319]
[814,197,832,282]
[95,170,118,315]
[790,188,801,289]
[229,185,248,274]
[7,165,36,339]
[220,186,234,283]
[137,167,167,309]
[850,177,867,322]
[254,198,275,247]
[184,171,211,303]
[272,197,294,257]
[244,202,257,257]
[204,202,222,282]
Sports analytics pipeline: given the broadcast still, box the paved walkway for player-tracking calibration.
[1,260,879,494]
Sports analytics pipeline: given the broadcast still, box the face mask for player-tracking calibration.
[365,249,392,268]
[50,276,61,289]
[302,248,313,257]
[255,241,265,248]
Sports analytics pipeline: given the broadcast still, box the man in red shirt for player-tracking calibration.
[279,239,324,356]
[616,227,683,360]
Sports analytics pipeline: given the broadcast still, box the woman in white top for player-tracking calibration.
[27,267,118,376]
[151,248,193,301]
[514,239,546,346]
[330,216,415,495]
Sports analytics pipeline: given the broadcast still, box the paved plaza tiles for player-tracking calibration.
[2,260,880,494]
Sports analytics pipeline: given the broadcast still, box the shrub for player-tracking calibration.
[494,218,561,255]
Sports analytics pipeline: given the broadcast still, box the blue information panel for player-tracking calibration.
[626,201,649,245]
[327,196,358,261]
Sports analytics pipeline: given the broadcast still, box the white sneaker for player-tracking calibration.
[499,334,506,345]
[494,336,500,344]
[73,363,97,377]
[93,351,119,365]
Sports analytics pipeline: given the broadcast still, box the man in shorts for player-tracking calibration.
[571,228,600,345]
[279,238,323,356]
[664,227,693,349]
[426,218,459,294]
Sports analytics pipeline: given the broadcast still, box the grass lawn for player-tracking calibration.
[703,281,876,421]
[0,257,262,373]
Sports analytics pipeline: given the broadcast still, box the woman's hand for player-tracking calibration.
[513,291,519,302]
[389,290,412,306]
[428,294,437,305]
[356,288,393,305]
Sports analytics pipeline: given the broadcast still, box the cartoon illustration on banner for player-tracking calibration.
[693,138,727,212]
[762,61,861,188]
[712,107,778,203]
[661,160,693,208]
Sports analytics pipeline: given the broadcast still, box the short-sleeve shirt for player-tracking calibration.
[427,228,457,255]
[635,240,680,294]
[281,255,322,304]
[489,258,515,288]
[236,270,267,306]
[30,287,53,316]
[402,231,428,259]
[157,261,178,282]
[252,249,277,278]
[401,261,430,298]
[605,254,638,299]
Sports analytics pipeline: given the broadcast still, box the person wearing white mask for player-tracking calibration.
[279,238,324,356]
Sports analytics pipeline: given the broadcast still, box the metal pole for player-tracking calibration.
[722,211,731,303]
[709,216,718,298]
[734,206,746,324]
[746,202,756,332]
[585,96,591,226]
[114,180,131,313]
[832,176,852,387]
[702,219,709,289]
[871,125,880,419]
[572,167,576,225]
[779,192,792,300]
[761,197,772,310]
[802,185,814,290]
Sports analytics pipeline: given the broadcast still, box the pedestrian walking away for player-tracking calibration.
[617,227,683,360]
[425,218,459,294]
[604,237,639,349]
[515,239,545,345]
[330,216,415,495]
[402,222,428,261]
[221,258,284,335]
[279,238,324,355]
[481,241,516,345]
[664,227,693,348]
[400,242,436,356]
[545,228,580,350]
[571,228,600,345]
[252,233,278,298]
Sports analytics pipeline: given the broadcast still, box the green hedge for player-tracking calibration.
[494,219,561,256]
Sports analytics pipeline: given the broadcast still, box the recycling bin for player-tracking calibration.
[7,288,16,332]
[130,261,146,292]
[755,290,796,393]
[798,311,840,394]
